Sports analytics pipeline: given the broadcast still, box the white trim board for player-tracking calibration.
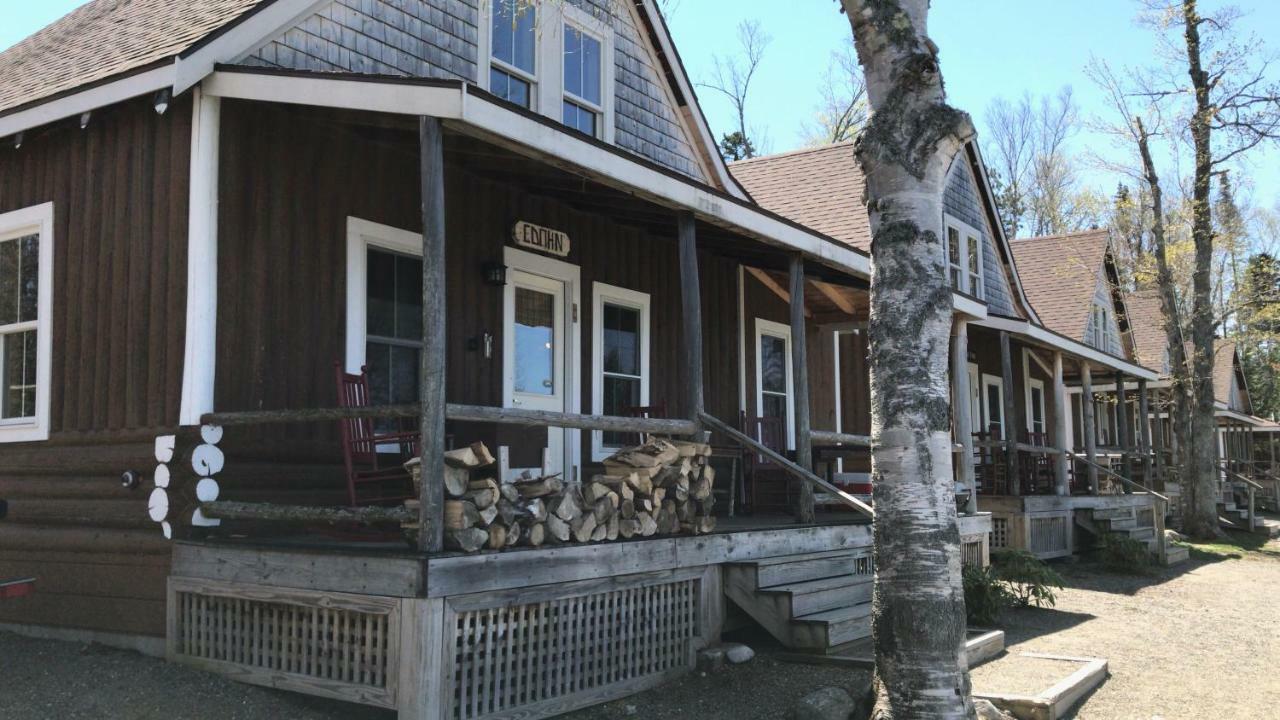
[0,202,55,443]
[178,90,221,425]
[754,318,796,451]
[972,315,1158,381]
[344,217,425,373]
[590,282,651,461]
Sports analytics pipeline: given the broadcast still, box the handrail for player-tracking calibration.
[811,429,871,447]
[1219,462,1265,491]
[698,412,875,519]
[1065,451,1170,504]
[200,403,698,436]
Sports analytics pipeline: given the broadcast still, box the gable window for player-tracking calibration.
[591,283,650,460]
[1090,303,1108,349]
[943,215,985,298]
[490,0,537,108]
[755,319,795,450]
[562,24,603,137]
[0,203,53,443]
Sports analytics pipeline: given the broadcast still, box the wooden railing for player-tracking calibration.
[1066,451,1169,504]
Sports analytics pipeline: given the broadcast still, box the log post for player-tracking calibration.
[1052,351,1070,496]
[1081,362,1099,495]
[1116,372,1132,492]
[1151,388,1167,491]
[678,213,705,426]
[999,332,1020,495]
[951,319,976,514]
[789,254,815,523]
[1138,379,1153,489]
[417,116,447,553]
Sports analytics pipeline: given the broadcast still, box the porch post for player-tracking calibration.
[788,254,816,523]
[179,88,221,425]
[1138,379,1153,489]
[1052,351,1070,496]
[677,212,705,425]
[999,331,1020,495]
[417,116,447,553]
[1081,362,1099,495]
[1152,388,1167,491]
[952,319,977,514]
[1116,372,1132,492]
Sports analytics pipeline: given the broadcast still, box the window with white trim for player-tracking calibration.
[0,203,53,443]
[591,283,650,460]
[756,319,795,450]
[1026,377,1046,437]
[943,215,985,298]
[489,0,537,108]
[562,23,604,136]
[982,373,1005,440]
[1090,303,1108,349]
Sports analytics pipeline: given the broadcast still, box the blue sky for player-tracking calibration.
[4,0,1278,204]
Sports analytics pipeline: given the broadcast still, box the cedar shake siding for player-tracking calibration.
[942,157,1015,315]
[0,95,193,638]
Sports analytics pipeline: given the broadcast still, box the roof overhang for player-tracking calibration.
[202,68,871,279]
[973,315,1159,380]
[1217,408,1265,426]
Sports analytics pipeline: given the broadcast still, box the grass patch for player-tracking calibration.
[1179,531,1280,560]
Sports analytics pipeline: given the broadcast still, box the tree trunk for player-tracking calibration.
[840,2,975,717]
[1181,0,1224,539]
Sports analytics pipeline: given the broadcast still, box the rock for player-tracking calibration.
[623,704,637,716]
[696,645,727,673]
[1164,528,1185,542]
[974,699,1016,720]
[791,687,855,720]
[724,643,755,664]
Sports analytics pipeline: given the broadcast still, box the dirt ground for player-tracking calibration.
[2,532,1276,720]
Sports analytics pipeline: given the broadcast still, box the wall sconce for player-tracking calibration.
[153,88,172,115]
[483,262,508,286]
[79,111,92,129]
[11,132,22,150]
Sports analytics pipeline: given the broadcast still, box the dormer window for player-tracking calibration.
[562,25,603,136]
[944,215,984,298]
[1091,303,1108,349]
[490,0,537,108]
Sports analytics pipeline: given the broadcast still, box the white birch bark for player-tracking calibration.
[839,1,975,717]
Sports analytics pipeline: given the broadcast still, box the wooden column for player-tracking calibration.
[678,213,705,425]
[1151,388,1166,491]
[952,319,977,514]
[999,332,1020,495]
[1115,372,1132,492]
[789,254,815,523]
[1138,379,1153,488]
[1081,362,1099,495]
[417,116,447,553]
[1052,352,1070,495]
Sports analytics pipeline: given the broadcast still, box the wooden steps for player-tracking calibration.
[1075,506,1161,556]
[724,549,874,653]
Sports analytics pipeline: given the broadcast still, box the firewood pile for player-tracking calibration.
[405,438,717,552]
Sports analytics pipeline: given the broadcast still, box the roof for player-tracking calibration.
[0,0,267,115]
[1214,340,1241,409]
[728,142,871,252]
[1122,289,1170,372]
[1008,229,1111,341]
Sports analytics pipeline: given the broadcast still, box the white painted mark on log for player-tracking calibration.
[192,444,225,476]
[196,478,220,502]
[162,521,172,540]
[200,424,224,445]
[155,463,171,489]
[148,488,170,522]
[191,508,221,527]
[155,434,176,463]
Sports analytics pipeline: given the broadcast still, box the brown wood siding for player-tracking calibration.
[0,96,192,638]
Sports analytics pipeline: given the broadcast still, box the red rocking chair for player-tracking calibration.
[335,363,418,506]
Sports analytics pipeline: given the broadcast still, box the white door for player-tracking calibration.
[503,249,580,480]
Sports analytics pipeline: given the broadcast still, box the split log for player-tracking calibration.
[487,524,507,550]
[620,498,636,519]
[592,497,616,524]
[465,487,498,509]
[504,522,521,547]
[546,514,571,543]
[619,517,639,539]
[572,514,597,543]
[478,504,499,526]
[447,527,489,552]
[519,498,548,523]
[606,515,620,541]
[444,442,496,469]
[637,512,658,537]
[590,524,607,542]
[499,482,520,503]
[517,477,564,498]
[443,466,470,497]
[445,500,481,530]
[496,499,518,526]
[521,522,546,547]
[549,490,582,522]
[583,481,613,504]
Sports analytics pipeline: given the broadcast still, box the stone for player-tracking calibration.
[974,699,1016,720]
[1164,528,1185,542]
[724,643,755,664]
[791,687,855,720]
[696,645,727,673]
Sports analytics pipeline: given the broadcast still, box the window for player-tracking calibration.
[562,24,603,137]
[591,284,650,460]
[489,0,537,108]
[0,203,52,443]
[345,218,424,432]
[943,215,985,297]
[982,374,1005,440]
[1026,378,1046,438]
[755,319,795,450]
[1090,303,1108,349]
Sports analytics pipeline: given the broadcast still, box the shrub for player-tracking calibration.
[1095,533,1152,572]
[962,563,1013,626]
[992,549,1063,608]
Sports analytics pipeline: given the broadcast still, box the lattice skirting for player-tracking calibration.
[960,532,991,568]
[990,517,1010,550]
[1027,512,1072,558]
[167,578,402,708]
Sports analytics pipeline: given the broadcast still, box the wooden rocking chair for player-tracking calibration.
[335,363,418,506]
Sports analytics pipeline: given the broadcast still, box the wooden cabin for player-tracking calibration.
[0,2,994,718]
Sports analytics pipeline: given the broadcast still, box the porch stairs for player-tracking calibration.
[1074,507,1186,564]
[724,549,873,653]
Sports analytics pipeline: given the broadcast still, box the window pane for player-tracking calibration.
[367,249,396,338]
[762,393,787,424]
[578,107,597,136]
[512,4,536,73]
[0,238,17,326]
[492,0,514,64]
[582,32,601,105]
[602,303,640,375]
[493,0,535,73]
[564,25,582,98]
[394,252,423,340]
[514,287,555,395]
[1,330,36,419]
[967,234,980,274]
[562,100,578,130]
[760,334,787,394]
[986,385,1003,437]
[947,227,960,266]
[492,68,530,107]
[601,375,640,447]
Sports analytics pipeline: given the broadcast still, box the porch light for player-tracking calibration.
[483,261,508,286]
[11,132,21,150]
[154,88,172,115]
[79,111,91,129]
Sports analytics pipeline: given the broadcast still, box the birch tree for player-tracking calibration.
[838,1,974,716]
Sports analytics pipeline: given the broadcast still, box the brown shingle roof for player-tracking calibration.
[0,0,267,115]
[1214,340,1241,409]
[728,142,872,252]
[1009,229,1110,341]
[1122,289,1170,372]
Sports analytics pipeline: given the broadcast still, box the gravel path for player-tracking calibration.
[2,534,1275,719]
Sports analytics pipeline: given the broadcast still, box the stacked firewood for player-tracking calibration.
[406,439,716,553]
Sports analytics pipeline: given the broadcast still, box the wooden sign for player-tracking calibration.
[513,221,570,257]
